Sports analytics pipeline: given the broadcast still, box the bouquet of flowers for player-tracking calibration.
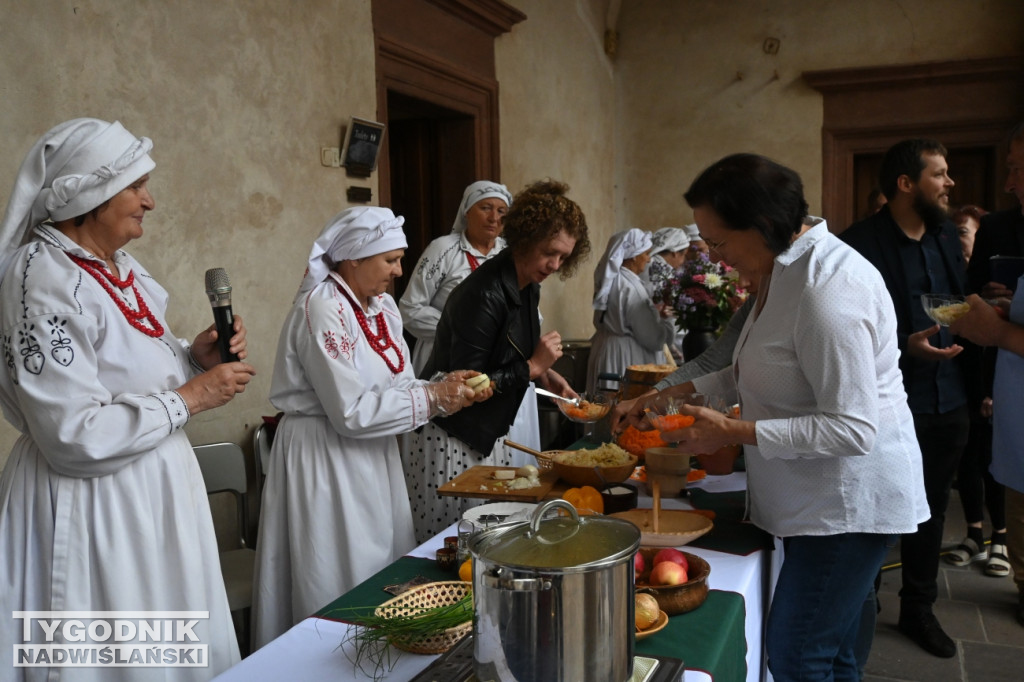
[654,252,747,333]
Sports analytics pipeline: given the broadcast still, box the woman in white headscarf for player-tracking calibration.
[586,228,677,394]
[251,206,489,648]
[643,227,691,362]
[399,181,542,458]
[0,119,255,680]
[643,226,691,297]
[400,180,512,374]
[683,222,709,261]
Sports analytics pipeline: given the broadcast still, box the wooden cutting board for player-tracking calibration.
[437,465,563,502]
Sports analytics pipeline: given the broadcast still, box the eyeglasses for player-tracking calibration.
[698,233,727,252]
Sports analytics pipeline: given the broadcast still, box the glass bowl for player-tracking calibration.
[556,392,612,423]
[641,392,706,432]
[921,293,969,326]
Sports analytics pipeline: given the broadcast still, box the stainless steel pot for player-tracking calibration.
[469,499,641,682]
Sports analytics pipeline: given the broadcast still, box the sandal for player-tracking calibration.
[984,543,1011,577]
[945,536,986,566]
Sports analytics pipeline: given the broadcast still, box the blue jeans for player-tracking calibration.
[767,533,889,682]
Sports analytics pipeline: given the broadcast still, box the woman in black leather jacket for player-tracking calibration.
[404,179,591,541]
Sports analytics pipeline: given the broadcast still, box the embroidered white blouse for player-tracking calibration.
[399,232,506,375]
[0,226,239,678]
[252,272,429,647]
[693,221,930,537]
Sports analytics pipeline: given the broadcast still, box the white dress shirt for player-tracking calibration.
[694,220,929,537]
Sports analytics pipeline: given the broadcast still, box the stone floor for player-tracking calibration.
[863,489,1024,682]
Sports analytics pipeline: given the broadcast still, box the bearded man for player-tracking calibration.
[840,138,969,659]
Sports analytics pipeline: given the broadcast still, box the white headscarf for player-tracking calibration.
[0,118,154,282]
[297,206,407,297]
[592,228,652,310]
[650,227,690,256]
[451,180,512,233]
[682,223,702,243]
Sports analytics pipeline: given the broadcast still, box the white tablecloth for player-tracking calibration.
[216,472,773,682]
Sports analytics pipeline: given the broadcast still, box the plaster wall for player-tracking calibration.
[614,0,1024,233]
[0,0,1022,473]
[496,0,617,343]
[0,0,378,462]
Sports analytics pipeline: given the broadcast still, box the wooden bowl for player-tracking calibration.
[546,450,638,488]
[635,549,710,615]
[635,609,669,640]
[608,508,713,547]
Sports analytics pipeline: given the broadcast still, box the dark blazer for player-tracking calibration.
[422,248,538,454]
[966,207,1024,293]
[840,206,967,348]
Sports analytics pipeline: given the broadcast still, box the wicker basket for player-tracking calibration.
[373,580,472,654]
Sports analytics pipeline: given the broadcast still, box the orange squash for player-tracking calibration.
[562,485,605,515]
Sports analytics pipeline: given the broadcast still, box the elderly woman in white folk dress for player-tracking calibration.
[643,226,691,297]
[586,228,677,394]
[0,119,255,680]
[400,181,512,374]
[399,182,541,461]
[252,207,488,648]
[643,227,691,363]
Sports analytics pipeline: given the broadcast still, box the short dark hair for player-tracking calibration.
[683,153,808,255]
[878,138,948,200]
[502,179,591,280]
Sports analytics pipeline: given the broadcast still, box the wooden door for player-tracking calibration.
[851,146,998,227]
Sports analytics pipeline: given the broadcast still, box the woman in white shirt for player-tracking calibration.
[620,154,929,682]
[252,207,487,647]
[586,228,676,394]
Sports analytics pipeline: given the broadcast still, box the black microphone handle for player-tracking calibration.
[212,305,240,363]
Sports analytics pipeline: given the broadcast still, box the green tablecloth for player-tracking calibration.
[687,490,771,557]
[316,556,747,682]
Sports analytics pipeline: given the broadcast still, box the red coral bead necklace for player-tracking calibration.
[67,253,165,338]
[335,281,404,374]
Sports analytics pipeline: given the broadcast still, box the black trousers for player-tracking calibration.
[900,406,970,611]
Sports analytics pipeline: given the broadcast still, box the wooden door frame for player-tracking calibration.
[374,36,501,208]
[804,57,1024,230]
[371,0,525,207]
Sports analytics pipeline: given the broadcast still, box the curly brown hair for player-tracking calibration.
[502,179,591,280]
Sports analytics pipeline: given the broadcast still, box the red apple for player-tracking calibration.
[634,552,645,575]
[649,561,688,586]
[653,548,689,572]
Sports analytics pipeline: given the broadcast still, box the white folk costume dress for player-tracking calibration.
[400,231,507,375]
[0,227,239,680]
[586,229,675,394]
[252,272,428,648]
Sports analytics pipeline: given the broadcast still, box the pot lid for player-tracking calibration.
[471,499,640,569]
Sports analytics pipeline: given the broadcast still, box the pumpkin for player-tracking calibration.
[562,485,604,515]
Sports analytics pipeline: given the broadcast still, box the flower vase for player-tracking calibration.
[682,327,717,361]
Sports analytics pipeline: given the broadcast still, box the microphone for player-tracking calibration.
[205,268,239,363]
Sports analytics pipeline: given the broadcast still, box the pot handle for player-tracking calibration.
[528,499,579,535]
[481,567,552,592]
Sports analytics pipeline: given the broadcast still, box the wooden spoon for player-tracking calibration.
[504,439,554,467]
[652,477,661,533]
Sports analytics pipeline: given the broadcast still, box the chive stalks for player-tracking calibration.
[325,592,474,681]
